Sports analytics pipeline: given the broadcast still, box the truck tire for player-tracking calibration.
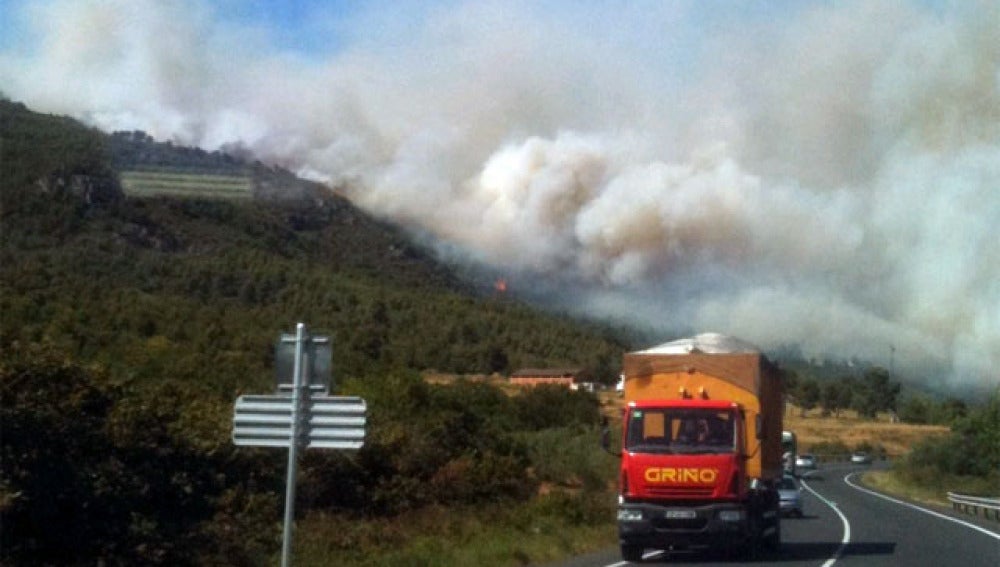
[621,543,644,562]
[764,491,781,551]
[743,512,762,561]
[765,514,781,551]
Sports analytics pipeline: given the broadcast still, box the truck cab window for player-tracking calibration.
[626,409,736,453]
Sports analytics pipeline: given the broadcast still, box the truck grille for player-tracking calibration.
[651,517,709,531]
[647,486,714,498]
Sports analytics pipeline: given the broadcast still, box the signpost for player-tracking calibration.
[274,332,331,395]
[232,323,366,567]
[233,395,366,449]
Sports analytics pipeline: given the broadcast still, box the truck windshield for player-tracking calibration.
[625,408,736,454]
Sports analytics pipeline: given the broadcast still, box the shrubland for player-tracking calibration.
[1,99,624,565]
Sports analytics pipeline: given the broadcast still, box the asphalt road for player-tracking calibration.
[551,463,1000,567]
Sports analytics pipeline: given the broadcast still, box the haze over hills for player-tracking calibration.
[4,96,990,398]
[2,1,995,393]
[2,98,647,391]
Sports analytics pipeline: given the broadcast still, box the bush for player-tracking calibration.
[514,385,601,431]
[1,345,124,564]
[894,391,1000,496]
[0,344,285,566]
[518,426,615,491]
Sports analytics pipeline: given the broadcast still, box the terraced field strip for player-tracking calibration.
[121,170,253,199]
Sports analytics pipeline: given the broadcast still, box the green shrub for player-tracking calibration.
[514,385,601,430]
[518,426,615,490]
[893,391,1000,497]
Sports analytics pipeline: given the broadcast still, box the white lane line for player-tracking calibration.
[844,472,1000,541]
[801,477,851,567]
[606,549,665,566]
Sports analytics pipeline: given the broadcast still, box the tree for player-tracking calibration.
[934,397,968,424]
[796,378,820,417]
[898,394,931,424]
[821,380,847,417]
[854,367,900,419]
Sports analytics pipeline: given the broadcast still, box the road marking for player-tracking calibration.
[606,549,665,566]
[800,477,851,567]
[844,472,1000,541]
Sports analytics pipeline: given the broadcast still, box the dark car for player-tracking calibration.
[777,474,804,517]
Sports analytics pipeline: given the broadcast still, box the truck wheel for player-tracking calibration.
[621,543,644,562]
[765,514,781,551]
[743,513,762,560]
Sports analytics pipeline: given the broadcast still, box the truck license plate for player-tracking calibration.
[665,510,696,519]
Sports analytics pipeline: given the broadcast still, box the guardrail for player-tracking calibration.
[947,492,1000,521]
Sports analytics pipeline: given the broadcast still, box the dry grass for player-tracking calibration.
[784,406,950,458]
[420,371,524,396]
[597,393,950,458]
[860,470,952,508]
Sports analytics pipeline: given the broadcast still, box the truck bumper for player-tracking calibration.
[618,502,749,549]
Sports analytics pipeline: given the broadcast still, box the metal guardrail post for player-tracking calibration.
[947,492,1000,522]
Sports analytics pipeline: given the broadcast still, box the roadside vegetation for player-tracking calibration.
[871,391,1000,506]
[1,99,625,566]
[778,359,996,508]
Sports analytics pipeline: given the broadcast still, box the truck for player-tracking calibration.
[603,333,784,561]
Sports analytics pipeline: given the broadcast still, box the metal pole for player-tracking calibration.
[281,323,306,567]
[889,344,895,380]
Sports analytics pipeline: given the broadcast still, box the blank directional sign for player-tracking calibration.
[274,334,332,395]
[233,394,366,449]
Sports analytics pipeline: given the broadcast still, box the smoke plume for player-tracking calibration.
[2,0,998,390]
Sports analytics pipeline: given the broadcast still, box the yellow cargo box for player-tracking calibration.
[622,333,784,481]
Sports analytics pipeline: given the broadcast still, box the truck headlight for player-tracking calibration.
[718,510,745,522]
[618,508,644,522]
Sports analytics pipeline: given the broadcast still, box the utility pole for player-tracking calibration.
[889,344,895,381]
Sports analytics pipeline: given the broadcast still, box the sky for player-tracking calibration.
[1,0,998,392]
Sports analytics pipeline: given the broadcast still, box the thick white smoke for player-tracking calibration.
[2,0,998,390]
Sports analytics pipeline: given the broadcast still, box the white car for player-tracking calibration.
[795,454,818,470]
[851,451,872,464]
[777,474,804,517]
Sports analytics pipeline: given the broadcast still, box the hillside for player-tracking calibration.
[0,99,631,387]
[1,99,636,565]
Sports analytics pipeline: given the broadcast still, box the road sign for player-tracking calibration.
[233,394,366,449]
[275,333,331,394]
[236,323,367,567]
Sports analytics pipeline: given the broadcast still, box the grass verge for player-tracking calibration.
[292,491,618,566]
[861,466,999,508]
[860,469,952,508]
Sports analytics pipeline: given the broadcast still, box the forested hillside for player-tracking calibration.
[0,99,628,565]
[1,99,629,386]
